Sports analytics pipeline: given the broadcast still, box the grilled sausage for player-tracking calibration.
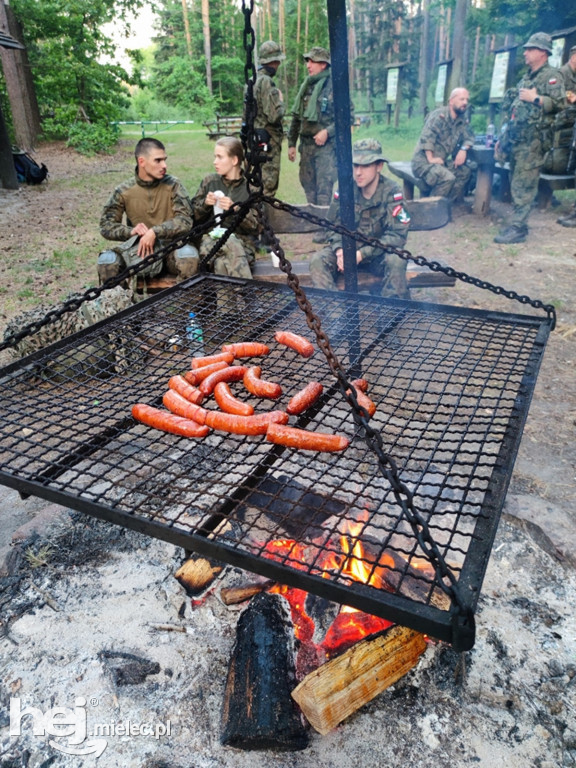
[221,342,270,359]
[214,382,254,416]
[191,351,234,369]
[198,365,247,396]
[168,375,205,405]
[286,381,324,415]
[350,378,369,393]
[347,385,376,418]
[132,404,210,438]
[266,423,349,452]
[164,389,288,435]
[243,365,283,399]
[184,360,229,386]
[274,330,315,358]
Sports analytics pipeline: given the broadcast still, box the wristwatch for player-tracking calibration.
[533,96,541,107]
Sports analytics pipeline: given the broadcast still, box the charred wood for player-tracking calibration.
[220,592,309,751]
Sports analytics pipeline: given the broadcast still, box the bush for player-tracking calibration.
[66,121,120,155]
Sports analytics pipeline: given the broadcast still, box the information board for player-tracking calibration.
[489,51,510,101]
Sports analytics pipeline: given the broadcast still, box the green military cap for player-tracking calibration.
[259,40,285,65]
[352,138,387,165]
[523,32,553,54]
[303,46,331,64]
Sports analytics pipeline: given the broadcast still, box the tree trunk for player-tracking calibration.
[0,105,19,190]
[201,0,212,95]
[0,0,40,151]
[450,0,468,91]
[181,0,193,57]
[418,0,431,114]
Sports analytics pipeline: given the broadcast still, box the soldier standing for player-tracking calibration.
[411,88,475,202]
[310,138,411,300]
[251,40,285,197]
[287,46,337,206]
[557,45,576,228]
[494,32,565,244]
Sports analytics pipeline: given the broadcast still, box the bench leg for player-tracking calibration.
[537,180,553,209]
[403,180,415,201]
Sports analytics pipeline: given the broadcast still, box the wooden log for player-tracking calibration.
[174,556,224,597]
[221,592,309,751]
[219,579,274,606]
[291,625,427,735]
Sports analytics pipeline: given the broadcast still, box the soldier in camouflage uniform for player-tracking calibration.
[310,139,411,299]
[191,137,258,278]
[287,47,339,206]
[494,32,565,244]
[251,40,285,197]
[411,88,474,201]
[99,138,196,283]
[557,45,576,228]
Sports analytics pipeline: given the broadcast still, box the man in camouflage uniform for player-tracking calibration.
[494,32,565,244]
[98,138,196,283]
[310,138,411,299]
[411,88,474,202]
[287,46,339,205]
[251,40,285,197]
[557,45,576,228]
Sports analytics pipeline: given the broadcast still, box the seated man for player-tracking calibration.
[411,87,474,202]
[310,138,411,299]
[98,137,196,283]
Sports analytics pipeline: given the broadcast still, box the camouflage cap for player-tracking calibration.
[570,44,576,56]
[523,32,553,54]
[259,40,285,65]
[352,138,387,165]
[303,46,331,64]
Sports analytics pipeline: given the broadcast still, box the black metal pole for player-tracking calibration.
[326,0,357,293]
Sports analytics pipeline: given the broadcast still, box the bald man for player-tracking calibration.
[411,87,475,201]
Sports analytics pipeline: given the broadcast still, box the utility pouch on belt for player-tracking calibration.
[114,235,164,279]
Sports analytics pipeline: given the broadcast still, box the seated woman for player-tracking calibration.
[191,137,259,278]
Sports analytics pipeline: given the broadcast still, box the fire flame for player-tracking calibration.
[264,514,396,661]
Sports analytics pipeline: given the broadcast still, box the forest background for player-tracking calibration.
[2,0,576,156]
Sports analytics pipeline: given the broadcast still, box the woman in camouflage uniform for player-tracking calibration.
[191,137,259,278]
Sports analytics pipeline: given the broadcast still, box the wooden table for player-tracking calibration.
[471,145,495,216]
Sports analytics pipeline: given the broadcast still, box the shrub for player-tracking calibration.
[66,121,120,156]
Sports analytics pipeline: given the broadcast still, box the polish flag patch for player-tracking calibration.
[393,192,404,201]
[548,77,558,84]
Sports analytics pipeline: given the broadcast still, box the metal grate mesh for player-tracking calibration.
[0,276,550,648]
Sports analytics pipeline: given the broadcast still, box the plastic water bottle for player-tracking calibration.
[186,311,204,354]
[486,123,495,148]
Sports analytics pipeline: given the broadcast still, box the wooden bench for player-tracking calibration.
[489,162,574,209]
[203,114,243,140]
[137,197,455,295]
[386,161,430,201]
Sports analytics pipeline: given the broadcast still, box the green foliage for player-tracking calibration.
[66,121,120,155]
[150,56,217,120]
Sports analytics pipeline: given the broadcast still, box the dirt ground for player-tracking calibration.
[0,143,575,767]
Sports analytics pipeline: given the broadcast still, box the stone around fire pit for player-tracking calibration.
[0,511,574,767]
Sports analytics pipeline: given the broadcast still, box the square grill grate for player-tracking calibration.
[0,276,551,650]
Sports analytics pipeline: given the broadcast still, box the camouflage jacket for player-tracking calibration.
[191,172,259,251]
[327,175,410,265]
[560,62,576,97]
[502,62,565,145]
[287,71,336,145]
[252,67,285,141]
[412,106,474,170]
[100,172,193,243]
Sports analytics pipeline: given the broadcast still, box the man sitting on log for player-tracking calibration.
[309,138,411,300]
[411,87,475,204]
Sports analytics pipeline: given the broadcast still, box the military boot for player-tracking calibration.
[97,250,122,284]
[493,225,527,244]
[557,209,576,228]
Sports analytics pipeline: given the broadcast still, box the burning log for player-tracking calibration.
[291,625,427,735]
[174,556,224,597]
[221,592,309,751]
[219,579,274,606]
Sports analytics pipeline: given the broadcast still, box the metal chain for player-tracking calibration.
[241,0,265,191]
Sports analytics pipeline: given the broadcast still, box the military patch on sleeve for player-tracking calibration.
[392,204,411,224]
[548,77,558,84]
[393,192,404,202]
[333,190,339,200]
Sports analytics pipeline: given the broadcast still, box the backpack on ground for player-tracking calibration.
[12,150,48,185]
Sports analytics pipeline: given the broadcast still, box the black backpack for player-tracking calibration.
[13,151,48,185]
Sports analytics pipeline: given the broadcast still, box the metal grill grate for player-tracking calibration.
[0,276,551,649]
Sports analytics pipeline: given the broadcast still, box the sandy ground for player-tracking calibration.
[0,143,575,767]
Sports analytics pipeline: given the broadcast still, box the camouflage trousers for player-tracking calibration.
[261,135,282,197]
[199,233,255,279]
[299,139,337,206]
[413,159,471,201]
[309,246,409,299]
[508,142,545,228]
